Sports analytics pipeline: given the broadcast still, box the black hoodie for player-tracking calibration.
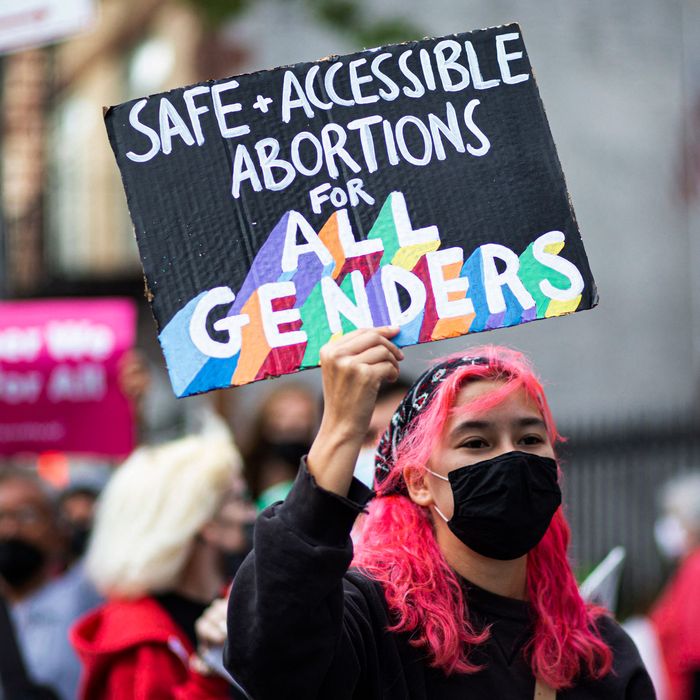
[225,462,655,700]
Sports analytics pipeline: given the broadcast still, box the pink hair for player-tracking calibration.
[352,345,613,688]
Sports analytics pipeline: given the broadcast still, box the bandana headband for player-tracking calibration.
[374,355,489,494]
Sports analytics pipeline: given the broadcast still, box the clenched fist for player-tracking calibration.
[308,327,403,497]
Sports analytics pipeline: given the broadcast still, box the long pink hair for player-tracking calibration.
[352,346,612,689]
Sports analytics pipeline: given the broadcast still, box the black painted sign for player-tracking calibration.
[105,23,597,397]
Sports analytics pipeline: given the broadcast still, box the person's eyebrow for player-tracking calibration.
[515,417,547,429]
[449,416,546,438]
[449,420,492,438]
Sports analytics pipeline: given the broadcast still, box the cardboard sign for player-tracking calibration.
[105,23,597,398]
[0,0,95,55]
[0,299,136,457]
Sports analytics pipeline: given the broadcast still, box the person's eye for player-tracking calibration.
[459,437,489,449]
[520,434,545,446]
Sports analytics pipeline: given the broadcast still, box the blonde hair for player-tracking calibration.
[86,433,239,598]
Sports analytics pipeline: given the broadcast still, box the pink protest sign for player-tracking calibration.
[0,298,136,457]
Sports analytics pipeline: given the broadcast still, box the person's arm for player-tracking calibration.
[117,349,151,443]
[308,326,402,495]
[225,328,402,700]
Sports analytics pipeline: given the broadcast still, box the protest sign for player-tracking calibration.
[0,0,95,55]
[0,298,136,457]
[105,23,597,398]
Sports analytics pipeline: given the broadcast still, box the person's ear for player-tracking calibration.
[198,521,218,548]
[403,464,434,507]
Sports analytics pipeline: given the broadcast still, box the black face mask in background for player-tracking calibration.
[431,451,562,561]
[221,522,255,581]
[222,552,249,581]
[0,538,46,589]
[68,526,91,560]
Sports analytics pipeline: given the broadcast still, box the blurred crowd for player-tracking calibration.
[0,350,699,700]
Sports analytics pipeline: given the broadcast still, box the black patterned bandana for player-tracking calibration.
[374,355,489,494]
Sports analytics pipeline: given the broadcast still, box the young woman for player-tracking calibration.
[225,328,655,699]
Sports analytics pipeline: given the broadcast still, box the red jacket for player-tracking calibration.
[651,547,700,700]
[70,596,231,700]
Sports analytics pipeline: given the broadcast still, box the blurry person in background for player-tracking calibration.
[247,383,319,447]
[242,383,319,509]
[209,471,257,583]
[70,432,254,700]
[651,471,700,700]
[245,441,309,510]
[0,470,102,700]
[57,484,100,566]
[353,378,411,488]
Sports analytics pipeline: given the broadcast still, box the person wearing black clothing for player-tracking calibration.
[226,328,655,699]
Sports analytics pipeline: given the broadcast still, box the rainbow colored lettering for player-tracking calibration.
[159,192,584,396]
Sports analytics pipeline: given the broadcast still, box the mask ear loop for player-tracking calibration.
[432,504,450,523]
[424,467,450,523]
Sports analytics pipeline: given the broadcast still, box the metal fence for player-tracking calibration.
[558,413,700,618]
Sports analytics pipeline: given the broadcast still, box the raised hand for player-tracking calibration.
[307,327,403,496]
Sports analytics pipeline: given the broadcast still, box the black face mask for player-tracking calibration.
[222,552,249,581]
[68,525,91,559]
[221,522,254,581]
[0,538,47,589]
[430,451,561,561]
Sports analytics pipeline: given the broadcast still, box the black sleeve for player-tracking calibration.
[595,616,657,699]
[224,460,377,700]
